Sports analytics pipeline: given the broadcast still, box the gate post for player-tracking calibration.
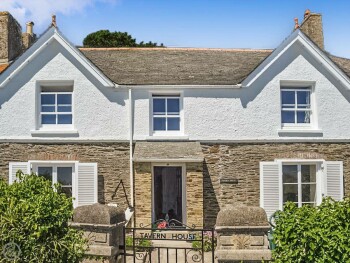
[71,203,126,263]
[215,206,271,263]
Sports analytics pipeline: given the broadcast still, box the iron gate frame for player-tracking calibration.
[122,220,215,263]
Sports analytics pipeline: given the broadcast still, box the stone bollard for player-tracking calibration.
[215,206,272,263]
[71,203,126,263]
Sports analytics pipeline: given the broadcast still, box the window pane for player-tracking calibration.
[57,167,72,186]
[57,114,72,124]
[167,98,180,114]
[42,114,56,124]
[297,90,310,105]
[283,165,298,183]
[167,117,180,131]
[297,111,310,124]
[282,111,295,124]
[57,94,72,104]
[60,187,72,198]
[301,165,316,183]
[283,184,298,203]
[302,184,316,203]
[281,91,295,105]
[41,106,55,112]
[57,106,72,112]
[41,94,55,105]
[153,99,166,114]
[154,117,166,131]
[38,167,53,182]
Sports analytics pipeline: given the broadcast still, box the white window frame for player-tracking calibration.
[280,81,318,131]
[31,161,78,207]
[40,91,73,128]
[35,80,75,132]
[150,93,184,136]
[277,159,324,210]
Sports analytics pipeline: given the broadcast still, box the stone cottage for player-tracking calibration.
[0,10,349,228]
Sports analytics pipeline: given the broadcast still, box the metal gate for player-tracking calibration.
[122,219,215,263]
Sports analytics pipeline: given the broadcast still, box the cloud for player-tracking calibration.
[0,0,119,28]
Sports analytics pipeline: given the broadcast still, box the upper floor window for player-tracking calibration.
[281,88,311,126]
[40,86,73,127]
[152,95,181,133]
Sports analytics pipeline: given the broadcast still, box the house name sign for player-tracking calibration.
[139,232,196,240]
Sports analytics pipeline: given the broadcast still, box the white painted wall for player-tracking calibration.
[133,42,350,141]
[1,39,350,142]
[0,39,129,141]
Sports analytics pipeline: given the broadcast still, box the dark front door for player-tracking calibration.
[153,166,183,223]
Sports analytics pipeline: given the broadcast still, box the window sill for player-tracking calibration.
[278,128,323,136]
[31,129,79,136]
[146,135,189,141]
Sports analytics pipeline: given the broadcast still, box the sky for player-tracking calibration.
[0,0,350,57]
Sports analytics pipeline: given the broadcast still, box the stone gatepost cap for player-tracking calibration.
[216,205,269,227]
[73,203,125,224]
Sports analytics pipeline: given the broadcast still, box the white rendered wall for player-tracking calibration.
[0,39,129,141]
[133,43,350,141]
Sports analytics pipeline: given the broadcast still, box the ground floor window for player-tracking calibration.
[282,164,317,207]
[9,161,98,208]
[37,165,73,198]
[260,160,343,220]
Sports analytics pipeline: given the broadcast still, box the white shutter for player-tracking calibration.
[324,161,344,201]
[260,161,281,220]
[77,163,98,207]
[9,162,29,184]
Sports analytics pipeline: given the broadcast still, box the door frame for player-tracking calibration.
[151,163,187,225]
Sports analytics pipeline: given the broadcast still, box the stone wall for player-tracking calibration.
[0,143,130,207]
[0,12,23,64]
[202,142,350,227]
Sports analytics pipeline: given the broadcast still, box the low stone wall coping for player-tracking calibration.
[216,206,269,227]
[215,225,271,231]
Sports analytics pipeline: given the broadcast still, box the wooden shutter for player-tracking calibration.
[324,161,344,201]
[9,162,29,184]
[77,163,98,207]
[260,162,281,220]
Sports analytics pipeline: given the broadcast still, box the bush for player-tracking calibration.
[272,198,350,263]
[192,231,217,252]
[0,172,88,263]
[125,235,152,252]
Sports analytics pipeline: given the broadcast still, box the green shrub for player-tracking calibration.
[125,235,152,252]
[0,172,88,263]
[192,231,217,252]
[272,198,350,263]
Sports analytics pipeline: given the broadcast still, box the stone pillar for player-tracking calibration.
[134,162,152,227]
[215,206,271,263]
[186,162,203,228]
[71,203,126,263]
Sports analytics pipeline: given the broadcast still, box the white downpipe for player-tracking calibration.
[128,88,134,226]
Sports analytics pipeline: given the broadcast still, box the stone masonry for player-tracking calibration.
[202,143,350,227]
[0,143,130,208]
[0,12,23,64]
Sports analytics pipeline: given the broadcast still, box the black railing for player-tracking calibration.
[122,221,216,263]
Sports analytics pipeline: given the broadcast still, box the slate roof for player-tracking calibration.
[133,141,204,162]
[80,47,350,85]
[80,48,273,85]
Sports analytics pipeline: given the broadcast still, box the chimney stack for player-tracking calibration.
[22,21,35,50]
[0,11,23,65]
[26,21,34,35]
[298,9,324,50]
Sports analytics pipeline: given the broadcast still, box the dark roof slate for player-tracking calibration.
[80,48,273,85]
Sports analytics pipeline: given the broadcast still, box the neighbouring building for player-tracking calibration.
[0,10,349,228]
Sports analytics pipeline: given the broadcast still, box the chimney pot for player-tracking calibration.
[294,18,299,29]
[26,21,34,35]
[304,9,311,19]
[51,14,57,28]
